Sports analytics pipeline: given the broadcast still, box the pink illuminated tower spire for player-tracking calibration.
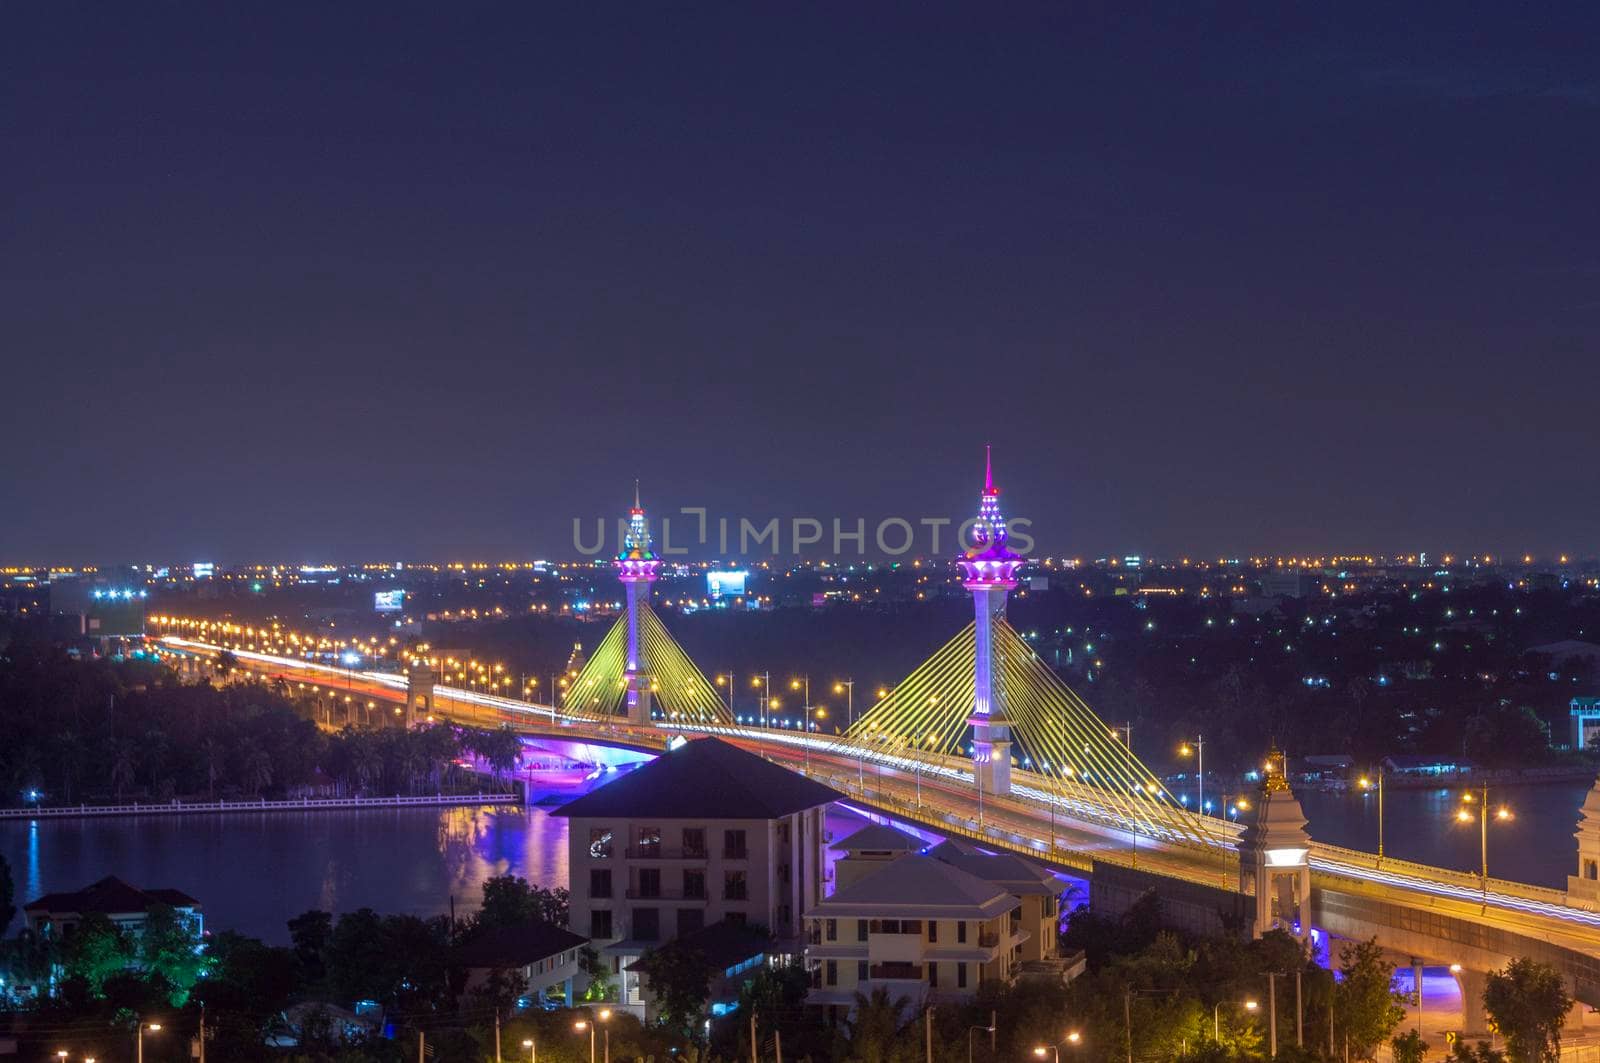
[613,482,660,725]
[957,446,1023,795]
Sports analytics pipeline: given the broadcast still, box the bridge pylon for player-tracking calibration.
[1238,748,1312,943]
[614,482,661,727]
[958,446,1023,796]
[405,662,437,727]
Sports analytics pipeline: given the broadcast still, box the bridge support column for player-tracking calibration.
[1455,967,1491,1038]
[406,664,436,728]
[1238,749,1311,943]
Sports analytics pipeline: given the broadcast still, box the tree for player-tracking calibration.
[1393,1029,1427,1063]
[138,903,211,1004]
[1483,959,1572,1063]
[476,874,570,930]
[579,945,615,1002]
[634,942,712,1038]
[287,908,333,982]
[1335,938,1407,1060]
[61,913,136,996]
[837,986,914,1063]
[0,853,13,935]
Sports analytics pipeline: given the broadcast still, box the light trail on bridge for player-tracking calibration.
[159,636,1600,941]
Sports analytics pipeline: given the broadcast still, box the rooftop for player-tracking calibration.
[809,854,1018,920]
[452,922,589,970]
[925,839,1059,896]
[624,919,773,974]
[835,822,926,853]
[552,737,842,820]
[24,875,198,916]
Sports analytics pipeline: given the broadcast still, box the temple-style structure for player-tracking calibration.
[957,446,1023,795]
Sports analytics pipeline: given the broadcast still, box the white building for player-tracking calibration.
[802,854,1026,1018]
[554,736,840,1014]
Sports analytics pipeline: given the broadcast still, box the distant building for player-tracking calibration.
[1572,698,1600,752]
[1261,570,1315,598]
[831,822,926,892]
[801,854,1030,1017]
[553,737,840,1015]
[451,922,589,1008]
[1380,754,1473,778]
[23,875,201,940]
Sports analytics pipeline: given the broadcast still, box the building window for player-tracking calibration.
[1587,859,1598,881]
[826,960,837,986]
[957,920,967,943]
[725,911,747,927]
[724,829,748,859]
[677,908,704,937]
[683,869,706,899]
[635,826,662,856]
[589,869,612,899]
[858,961,868,982]
[633,908,660,941]
[857,920,868,942]
[682,827,706,857]
[928,920,938,943]
[589,828,613,859]
[825,918,837,942]
[724,870,748,901]
[591,909,613,939]
[778,904,791,927]
[637,868,661,899]
[957,963,967,989]
[928,961,939,988]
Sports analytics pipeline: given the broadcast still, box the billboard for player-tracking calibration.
[374,590,405,613]
[706,570,748,599]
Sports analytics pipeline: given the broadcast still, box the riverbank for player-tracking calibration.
[0,791,523,820]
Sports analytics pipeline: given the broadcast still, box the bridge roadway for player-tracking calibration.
[167,637,1600,1000]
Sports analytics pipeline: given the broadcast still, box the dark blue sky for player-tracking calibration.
[5,6,1597,562]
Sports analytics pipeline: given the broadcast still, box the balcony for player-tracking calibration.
[624,887,708,901]
[624,847,709,860]
[869,963,924,981]
[722,847,749,860]
[978,930,1000,948]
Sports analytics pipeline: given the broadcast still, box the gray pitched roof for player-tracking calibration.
[25,875,198,915]
[810,855,1018,919]
[835,822,926,853]
[926,840,1059,896]
[551,737,842,820]
[452,922,589,969]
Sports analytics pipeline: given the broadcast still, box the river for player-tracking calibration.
[1,781,1588,943]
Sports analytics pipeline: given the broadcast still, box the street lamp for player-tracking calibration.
[1178,735,1205,818]
[967,1023,996,1063]
[522,1036,536,1063]
[1358,768,1386,864]
[1034,1032,1083,1062]
[1455,784,1513,904]
[834,679,854,727]
[1215,998,1260,1040]
[137,1022,162,1063]
[751,673,771,727]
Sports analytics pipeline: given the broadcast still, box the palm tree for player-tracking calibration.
[200,737,224,799]
[239,740,273,796]
[110,742,137,800]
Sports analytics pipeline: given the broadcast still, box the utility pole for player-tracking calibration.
[926,1006,934,1063]
[750,1011,758,1063]
[1329,971,1336,1057]
[1268,973,1278,1058]
[199,1005,206,1063]
[1125,990,1134,1063]
[418,1030,425,1063]
[495,1010,502,1062]
[1296,969,1303,1047]
[774,1027,783,1063]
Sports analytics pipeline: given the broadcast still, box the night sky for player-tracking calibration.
[5,6,1598,563]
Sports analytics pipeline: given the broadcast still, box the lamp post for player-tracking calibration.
[716,673,734,720]
[522,1037,536,1063]
[1215,998,1260,1040]
[1358,768,1386,864]
[137,1022,162,1063]
[1178,735,1205,818]
[1033,1031,1082,1062]
[1456,784,1513,905]
[834,679,854,728]
[751,673,770,727]
[967,1022,996,1063]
